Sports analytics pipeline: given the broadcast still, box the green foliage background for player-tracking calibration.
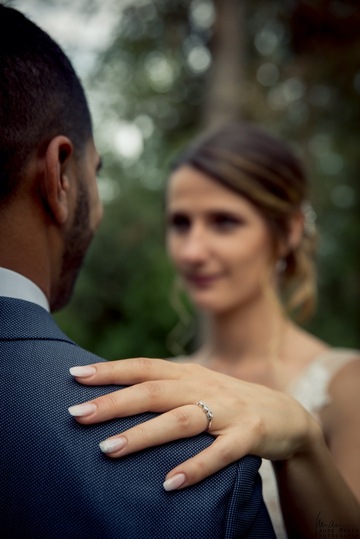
[16,0,360,358]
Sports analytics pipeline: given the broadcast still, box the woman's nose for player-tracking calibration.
[179,226,209,263]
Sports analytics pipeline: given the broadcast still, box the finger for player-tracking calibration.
[163,436,249,490]
[98,404,210,456]
[68,379,201,423]
[69,357,188,386]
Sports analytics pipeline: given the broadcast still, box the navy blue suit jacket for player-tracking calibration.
[0,297,275,538]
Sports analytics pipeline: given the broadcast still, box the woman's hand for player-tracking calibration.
[68,358,320,490]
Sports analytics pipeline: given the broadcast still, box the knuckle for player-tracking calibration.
[108,360,120,375]
[143,381,162,402]
[182,362,204,378]
[103,391,121,413]
[172,408,192,431]
[135,357,154,373]
[250,416,266,439]
[191,363,207,377]
[204,378,219,393]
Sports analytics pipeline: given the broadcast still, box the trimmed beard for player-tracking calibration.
[50,179,93,312]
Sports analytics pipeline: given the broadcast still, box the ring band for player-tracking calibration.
[196,401,214,430]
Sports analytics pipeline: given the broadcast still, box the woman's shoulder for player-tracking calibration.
[324,348,360,396]
[288,346,360,415]
[311,347,360,374]
[288,323,359,381]
[293,346,360,387]
[320,350,360,445]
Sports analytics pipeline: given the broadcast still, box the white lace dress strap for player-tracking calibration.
[287,348,360,417]
[260,348,360,538]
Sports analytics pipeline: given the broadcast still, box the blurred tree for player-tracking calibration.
[201,0,245,128]
[53,0,360,357]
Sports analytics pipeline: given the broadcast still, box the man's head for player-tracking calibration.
[0,4,103,311]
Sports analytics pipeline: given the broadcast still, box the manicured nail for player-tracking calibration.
[69,366,96,377]
[99,437,127,454]
[68,402,97,417]
[163,473,186,492]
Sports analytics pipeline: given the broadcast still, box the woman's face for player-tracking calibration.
[166,165,276,314]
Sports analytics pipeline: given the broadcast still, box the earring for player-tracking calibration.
[301,200,317,237]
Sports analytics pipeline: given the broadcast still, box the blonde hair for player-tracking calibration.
[170,122,318,321]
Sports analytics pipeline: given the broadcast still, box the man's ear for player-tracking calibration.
[279,211,305,257]
[43,136,74,225]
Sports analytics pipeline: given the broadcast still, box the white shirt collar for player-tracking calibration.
[0,267,50,312]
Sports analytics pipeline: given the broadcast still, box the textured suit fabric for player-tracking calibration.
[0,297,275,539]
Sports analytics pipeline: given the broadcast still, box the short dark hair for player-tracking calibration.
[0,4,93,201]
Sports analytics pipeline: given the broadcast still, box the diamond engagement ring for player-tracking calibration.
[196,401,214,430]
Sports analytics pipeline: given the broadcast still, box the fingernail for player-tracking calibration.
[99,437,127,454]
[163,473,186,492]
[68,403,97,417]
[69,366,96,377]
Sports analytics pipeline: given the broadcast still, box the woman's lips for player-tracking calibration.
[184,274,220,287]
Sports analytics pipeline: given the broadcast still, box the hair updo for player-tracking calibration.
[170,122,318,321]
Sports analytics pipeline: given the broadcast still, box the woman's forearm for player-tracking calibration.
[274,426,360,539]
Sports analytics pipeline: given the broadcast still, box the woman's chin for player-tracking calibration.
[190,295,227,314]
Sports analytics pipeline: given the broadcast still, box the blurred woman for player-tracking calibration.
[69,123,360,538]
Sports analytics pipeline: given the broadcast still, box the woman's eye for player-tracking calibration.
[212,213,242,230]
[167,214,191,232]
